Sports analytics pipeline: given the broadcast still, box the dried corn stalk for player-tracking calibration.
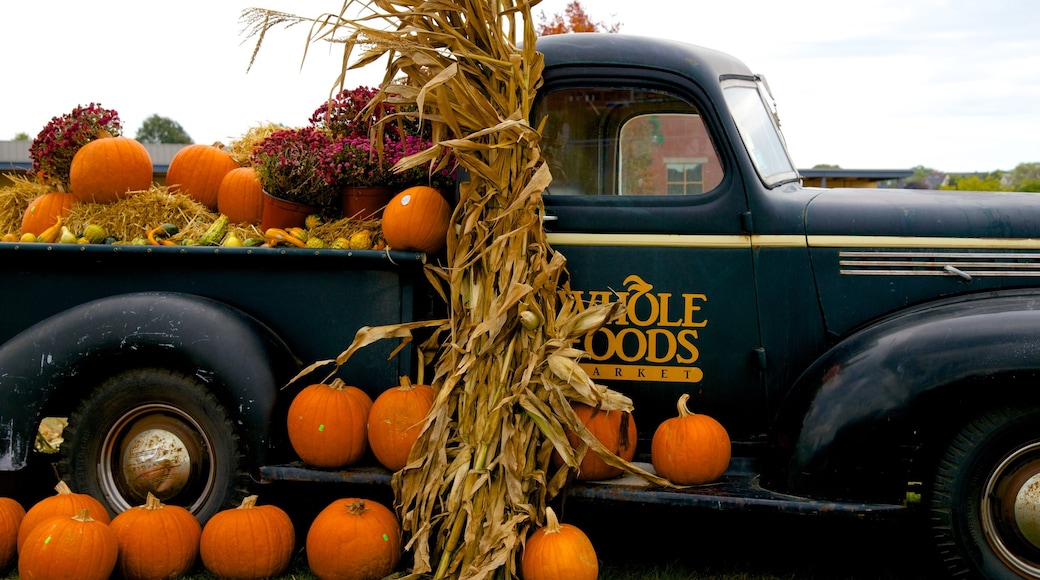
[244,1,669,578]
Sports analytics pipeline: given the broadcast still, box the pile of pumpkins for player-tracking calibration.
[17,137,453,254]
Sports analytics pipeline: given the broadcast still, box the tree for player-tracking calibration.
[135,114,193,144]
[1007,162,1040,191]
[13,132,29,141]
[537,1,620,35]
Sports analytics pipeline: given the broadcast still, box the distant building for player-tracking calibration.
[798,167,915,189]
[0,140,186,188]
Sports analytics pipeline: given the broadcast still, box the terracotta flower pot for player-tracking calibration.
[261,191,318,231]
[341,186,394,220]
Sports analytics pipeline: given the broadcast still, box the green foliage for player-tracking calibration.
[135,114,193,144]
[1018,179,1040,192]
[941,173,1005,192]
[12,132,28,141]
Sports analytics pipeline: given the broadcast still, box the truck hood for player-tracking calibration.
[803,187,1040,239]
[802,187,1040,336]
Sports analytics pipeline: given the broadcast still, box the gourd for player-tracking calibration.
[287,378,373,468]
[69,136,153,204]
[216,166,265,225]
[109,492,202,580]
[166,143,240,210]
[0,497,25,571]
[20,192,75,236]
[18,480,111,551]
[650,393,731,485]
[367,376,435,472]
[381,185,451,254]
[18,508,118,580]
[199,495,294,580]
[555,403,638,481]
[305,498,402,580]
[520,507,598,580]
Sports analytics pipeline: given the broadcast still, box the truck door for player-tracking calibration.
[536,77,766,444]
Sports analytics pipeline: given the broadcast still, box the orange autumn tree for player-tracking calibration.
[537,0,621,35]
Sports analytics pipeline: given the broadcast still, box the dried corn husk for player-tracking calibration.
[245,2,672,579]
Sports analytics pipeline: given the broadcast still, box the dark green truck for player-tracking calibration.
[3,33,1040,578]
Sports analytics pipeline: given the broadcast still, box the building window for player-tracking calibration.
[666,158,707,194]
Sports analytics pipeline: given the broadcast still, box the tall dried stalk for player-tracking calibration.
[243,1,669,578]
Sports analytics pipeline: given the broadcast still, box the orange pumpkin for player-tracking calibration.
[69,136,153,204]
[381,185,451,254]
[287,378,373,468]
[217,166,265,225]
[21,192,75,236]
[306,498,402,580]
[18,508,118,580]
[554,403,638,481]
[367,376,435,472]
[199,495,294,580]
[18,480,111,552]
[650,393,731,485]
[0,497,25,571]
[109,492,202,580]
[166,143,240,210]
[520,506,598,580]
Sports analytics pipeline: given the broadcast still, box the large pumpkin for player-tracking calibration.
[367,376,435,472]
[381,185,451,254]
[0,497,25,571]
[109,492,202,580]
[199,495,294,580]
[18,480,111,551]
[306,498,402,580]
[287,378,373,468]
[18,508,118,580]
[166,143,240,210]
[520,506,598,580]
[554,403,637,481]
[650,393,731,485]
[217,166,265,225]
[21,192,76,236]
[69,136,153,204]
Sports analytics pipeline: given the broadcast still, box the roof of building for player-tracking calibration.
[0,141,187,173]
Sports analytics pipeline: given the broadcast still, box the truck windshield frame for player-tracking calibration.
[722,79,798,187]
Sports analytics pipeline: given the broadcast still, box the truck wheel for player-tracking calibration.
[59,368,248,524]
[930,404,1040,579]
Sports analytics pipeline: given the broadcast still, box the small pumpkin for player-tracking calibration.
[367,376,435,472]
[650,393,731,485]
[0,497,25,571]
[199,495,294,580]
[381,185,451,254]
[217,166,265,225]
[306,498,402,580]
[18,480,111,551]
[18,508,118,580]
[109,492,202,580]
[287,378,373,468]
[69,136,153,204]
[554,403,638,481]
[166,143,240,210]
[20,192,76,236]
[520,506,598,580]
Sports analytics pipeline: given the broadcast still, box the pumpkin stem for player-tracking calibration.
[347,499,368,516]
[543,507,563,534]
[328,378,346,391]
[144,492,164,510]
[54,480,73,495]
[399,376,414,391]
[72,508,95,522]
[677,393,694,418]
[237,495,259,509]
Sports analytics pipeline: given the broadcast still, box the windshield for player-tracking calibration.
[723,81,797,187]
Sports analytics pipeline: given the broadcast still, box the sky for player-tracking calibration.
[3,0,1038,173]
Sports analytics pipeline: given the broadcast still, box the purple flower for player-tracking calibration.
[30,103,122,187]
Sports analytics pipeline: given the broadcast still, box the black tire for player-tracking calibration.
[930,404,1040,579]
[59,368,248,524]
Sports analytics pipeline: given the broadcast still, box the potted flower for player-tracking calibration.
[30,103,122,189]
[250,126,339,229]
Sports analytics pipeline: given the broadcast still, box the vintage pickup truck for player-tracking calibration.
[2,32,1039,579]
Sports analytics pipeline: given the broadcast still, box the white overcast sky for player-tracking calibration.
[4,0,1038,173]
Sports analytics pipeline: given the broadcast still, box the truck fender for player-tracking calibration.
[0,291,299,471]
[765,291,1040,501]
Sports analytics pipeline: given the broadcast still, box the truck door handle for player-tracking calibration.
[542,214,558,222]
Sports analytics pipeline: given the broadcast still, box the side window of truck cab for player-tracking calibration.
[539,88,724,197]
